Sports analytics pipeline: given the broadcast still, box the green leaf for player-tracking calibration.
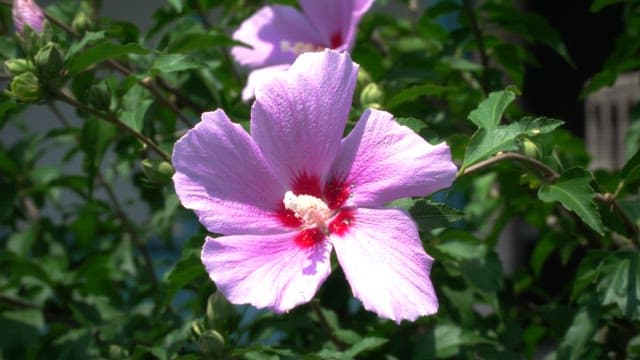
[67,31,106,58]
[554,306,600,360]
[462,116,564,168]
[386,84,455,108]
[597,251,640,320]
[119,83,153,132]
[395,117,427,133]
[414,323,489,359]
[162,235,207,307]
[166,32,241,53]
[485,4,575,68]
[590,0,625,12]
[69,41,149,75]
[410,201,463,232]
[459,251,503,293]
[80,119,116,198]
[150,53,201,75]
[468,89,516,129]
[621,149,640,184]
[538,168,605,235]
[343,337,388,358]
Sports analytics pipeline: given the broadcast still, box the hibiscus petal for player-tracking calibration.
[172,110,287,235]
[202,233,332,312]
[231,5,323,69]
[251,50,358,186]
[331,208,438,323]
[241,64,290,102]
[330,109,457,207]
[299,0,373,49]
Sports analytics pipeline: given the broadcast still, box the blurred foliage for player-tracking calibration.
[0,0,639,359]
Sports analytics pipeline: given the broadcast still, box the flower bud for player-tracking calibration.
[6,71,41,103]
[34,42,64,82]
[141,159,175,185]
[522,138,540,159]
[198,330,225,358]
[357,68,372,87]
[4,58,34,76]
[71,2,94,34]
[88,82,112,111]
[360,83,384,108]
[206,293,236,330]
[12,0,45,34]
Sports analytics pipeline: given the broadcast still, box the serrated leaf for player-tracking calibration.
[553,306,600,360]
[538,168,605,235]
[462,116,564,168]
[468,89,516,129]
[597,251,640,320]
[69,41,149,75]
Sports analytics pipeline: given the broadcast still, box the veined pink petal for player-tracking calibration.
[241,64,290,102]
[12,0,44,34]
[331,208,438,323]
[172,110,288,235]
[202,233,332,312]
[251,50,358,187]
[231,5,323,69]
[299,0,373,50]
[330,109,457,207]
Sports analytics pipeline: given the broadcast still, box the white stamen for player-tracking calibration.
[280,40,323,56]
[283,191,331,230]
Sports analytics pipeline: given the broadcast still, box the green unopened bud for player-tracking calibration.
[108,344,129,359]
[88,82,112,111]
[360,83,384,108]
[522,138,540,159]
[141,159,175,184]
[6,71,41,102]
[34,42,64,82]
[198,330,225,358]
[206,292,236,330]
[72,3,94,33]
[4,58,34,76]
[357,68,372,87]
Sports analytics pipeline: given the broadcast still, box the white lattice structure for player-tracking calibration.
[585,72,640,169]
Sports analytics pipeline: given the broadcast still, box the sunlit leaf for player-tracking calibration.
[538,168,605,235]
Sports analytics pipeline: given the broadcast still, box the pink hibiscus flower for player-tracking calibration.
[231,0,373,100]
[12,0,45,34]
[172,50,457,323]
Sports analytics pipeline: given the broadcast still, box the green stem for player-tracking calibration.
[462,0,491,94]
[55,89,171,162]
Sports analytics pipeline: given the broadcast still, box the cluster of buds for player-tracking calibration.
[4,1,68,103]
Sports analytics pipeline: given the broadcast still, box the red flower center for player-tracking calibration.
[330,32,343,49]
[276,172,355,248]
